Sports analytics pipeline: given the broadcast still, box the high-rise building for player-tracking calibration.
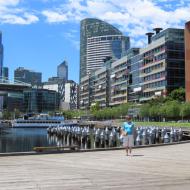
[185,21,190,102]
[14,67,42,86]
[57,60,68,81]
[80,18,130,82]
[2,67,9,80]
[0,31,3,78]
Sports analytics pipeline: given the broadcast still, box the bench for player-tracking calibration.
[33,145,80,152]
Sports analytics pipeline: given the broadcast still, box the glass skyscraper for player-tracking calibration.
[0,31,3,78]
[14,67,42,86]
[57,60,68,81]
[80,18,130,82]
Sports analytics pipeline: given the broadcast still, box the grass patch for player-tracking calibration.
[135,122,190,128]
[114,120,190,128]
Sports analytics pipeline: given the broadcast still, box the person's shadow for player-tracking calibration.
[130,154,144,157]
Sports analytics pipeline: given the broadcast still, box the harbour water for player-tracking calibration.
[0,125,188,153]
[0,128,57,153]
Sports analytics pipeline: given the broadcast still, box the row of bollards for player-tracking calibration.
[47,125,184,149]
[135,126,183,145]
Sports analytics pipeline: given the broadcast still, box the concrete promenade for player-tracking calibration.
[0,143,190,190]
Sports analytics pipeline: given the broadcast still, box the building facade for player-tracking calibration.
[14,67,42,86]
[140,28,184,101]
[80,75,91,109]
[64,80,78,110]
[127,49,142,102]
[80,18,130,81]
[110,56,128,106]
[185,21,190,102]
[43,79,78,110]
[57,60,68,81]
[0,32,3,78]
[79,27,185,109]
[93,65,111,108]
[24,89,59,113]
[2,67,9,80]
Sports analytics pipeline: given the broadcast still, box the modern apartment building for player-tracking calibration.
[0,32,3,78]
[126,48,142,102]
[93,65,111,108]
[140,28,184,101]
[79,27,185,109]
[80,18,130,81]
[185,21,190,102]
[110,56,128,106]
[57,60,68,81]
[14,67,42,86]
[80,75,91,109]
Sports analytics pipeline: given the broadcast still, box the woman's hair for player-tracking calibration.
[125,115,132,120]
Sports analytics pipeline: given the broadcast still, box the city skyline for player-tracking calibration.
[0,0,189,83]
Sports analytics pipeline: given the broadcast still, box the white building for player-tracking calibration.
[43,80,78,110]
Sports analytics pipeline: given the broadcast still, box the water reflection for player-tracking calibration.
[0,128,57,153]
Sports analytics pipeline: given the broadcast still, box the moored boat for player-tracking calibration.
[12,114,65,128]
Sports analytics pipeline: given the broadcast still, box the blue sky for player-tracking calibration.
[0,0,190,83]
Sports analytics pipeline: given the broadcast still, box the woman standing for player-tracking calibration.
[121,115,135,156]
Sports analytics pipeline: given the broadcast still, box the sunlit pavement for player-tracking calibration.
[0,143,190,190]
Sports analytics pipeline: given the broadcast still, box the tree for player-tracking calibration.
[164,101,180,118]
[139,104,151,118]
[168,88,185,102]
[90,102,100,113]
[180,102,190,119]
[2,110,12,120]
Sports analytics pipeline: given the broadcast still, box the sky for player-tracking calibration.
[0,0,190,83]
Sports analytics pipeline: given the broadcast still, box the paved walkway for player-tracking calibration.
[0,143,190,190]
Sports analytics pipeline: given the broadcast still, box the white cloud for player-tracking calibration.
[0,0,20,6]
[0,0,39,24]
[41,0,190,46]
[1,12,39,24]
[42,10,67,23]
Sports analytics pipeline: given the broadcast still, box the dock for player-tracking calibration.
[0,143,190,189]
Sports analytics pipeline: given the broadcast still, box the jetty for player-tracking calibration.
[0,143,190,189]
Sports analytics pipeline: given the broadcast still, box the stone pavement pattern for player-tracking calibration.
[0,143,190,190]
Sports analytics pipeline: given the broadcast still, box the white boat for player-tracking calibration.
[12,114,65,128]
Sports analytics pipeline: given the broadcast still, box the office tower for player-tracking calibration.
[57,60,68,81]
[80,18,130,82]
[0,32,3,77]
[2,67,9,80]
[185,21,190,102]
[14,67,42,86]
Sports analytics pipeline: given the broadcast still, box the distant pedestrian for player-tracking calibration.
[121,115,135,156]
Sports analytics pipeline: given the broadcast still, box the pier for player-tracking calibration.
[0,143,190,189]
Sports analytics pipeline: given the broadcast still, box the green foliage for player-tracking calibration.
[168,88,185,102]
[180,102,190,118]
[62,110,87,119]
[92,103,130,120]
[2,110,12,120]
[90,102,100,113]
[139,103,151,117]
[164,101,180,118]
[139,99,182,119]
